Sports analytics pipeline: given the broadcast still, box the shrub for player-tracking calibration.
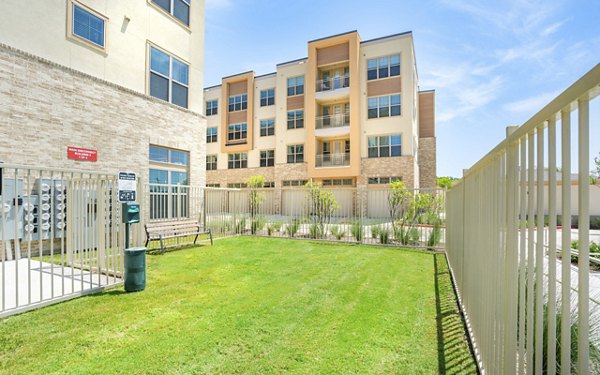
[309,223,322,239]
[251,216,265,235]
[286,219,300,237]
[427,221,442,249]
[351,221,363,242]
[330,225,345,240]
[371,225,381,239]
[235,217,246,234]
[379,226,391,244]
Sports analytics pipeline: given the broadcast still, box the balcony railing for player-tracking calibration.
[316,113,350,129]
[316,152,350,167]
[316,75,350,92]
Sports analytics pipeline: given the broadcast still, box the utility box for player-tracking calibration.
[121,202,140,224]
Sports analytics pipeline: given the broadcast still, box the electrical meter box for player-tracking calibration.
[121,202,140,224]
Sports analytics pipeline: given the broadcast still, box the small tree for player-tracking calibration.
[387,180,412,232]
[245,175,265,234]
[305,181,340,238]
[436,176,458,190]
[591,152,600,185]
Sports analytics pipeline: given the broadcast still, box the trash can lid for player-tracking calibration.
[125,247,147,253]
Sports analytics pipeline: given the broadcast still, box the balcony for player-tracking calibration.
[315,75,350,102]
[316,152,350,167]
[316,75,350,92]
[316,113,350,129]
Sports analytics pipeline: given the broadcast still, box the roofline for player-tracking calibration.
[204,84,221,91]
[221,70,254,80]
[308,30,358,44]
[419,89,435,94]
[255,72,276,79]
[360,31,412,45]
[276,57,307,67]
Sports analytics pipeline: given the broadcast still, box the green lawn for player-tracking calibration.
[0,237,476,374]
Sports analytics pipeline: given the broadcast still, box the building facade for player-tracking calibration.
[0,0,207,187]
[204,31,436,190]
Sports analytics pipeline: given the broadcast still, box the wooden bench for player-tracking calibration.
[144,220,212,254]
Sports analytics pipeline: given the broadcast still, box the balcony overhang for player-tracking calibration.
[315,126,350,138]
[315,87,350,103]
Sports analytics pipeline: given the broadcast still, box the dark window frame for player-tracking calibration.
[287,110,304,129]
[260,150,275,167]
[260,88,275,107]
[206,127,218,143]
[287,144,304,164]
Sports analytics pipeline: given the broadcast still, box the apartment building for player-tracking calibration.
[204,31,436,190]
[0,0,206,186]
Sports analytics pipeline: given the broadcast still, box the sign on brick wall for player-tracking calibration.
[67,146,97,162]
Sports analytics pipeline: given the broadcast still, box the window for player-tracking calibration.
[260,88,275,106]
[260,119,275,137]
[287,110,304,129]
[368,177,402,184]
[149,46,189,108]
[368,94,401,119]
[368,135,402,158]
[282,180,308,187]
[287,145,304,164]
[260,150,274,167]
[149,145,189,165]
[149,169,188,185]
[206,127,217,143]
[72,3,105,48]
[367,54,400,80]
[322,179,354,186]
[228,183,247,188]
[287,76,304,96]
[206,100,218,116]
[228,94,247,112]
[206,183,220,188]
[206,155,217,170]
[151,0,190,26]
[227,123,247,142]
[228,153,248,169]
[263,182,275,188]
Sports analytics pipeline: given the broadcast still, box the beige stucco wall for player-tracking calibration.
[0,44,206,186]
[0,0,205,113]
[275,62,308,164]
[359,34,416,158]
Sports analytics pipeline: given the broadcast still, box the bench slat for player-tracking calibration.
[144,219,212,254]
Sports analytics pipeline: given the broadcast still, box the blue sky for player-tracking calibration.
[204,0,600,178]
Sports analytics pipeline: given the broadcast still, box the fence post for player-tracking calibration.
[504,126,519,373]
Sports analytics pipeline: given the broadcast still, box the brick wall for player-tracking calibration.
[358,156,417,189]
[0,44,206,186]
[418,137,436,188]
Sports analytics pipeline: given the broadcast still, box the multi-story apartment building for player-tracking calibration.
[0,0,206,187]
[204,31,436,190]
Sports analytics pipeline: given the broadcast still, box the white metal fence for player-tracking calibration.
[0,164,128,317]
[446,64,600,374]
[145,184,446,249]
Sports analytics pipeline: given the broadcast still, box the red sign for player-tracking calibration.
[67,146,98,162]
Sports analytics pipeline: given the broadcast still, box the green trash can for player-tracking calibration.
[124,247,146,292]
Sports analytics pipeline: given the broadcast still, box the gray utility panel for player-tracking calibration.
[0,178,24,241]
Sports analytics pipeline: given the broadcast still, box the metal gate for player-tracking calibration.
[0,164,125,318]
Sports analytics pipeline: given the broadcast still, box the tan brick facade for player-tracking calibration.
[206,163,308,187]
[0,44,206,185]
[359,156,417,188]
[418,137,437,189]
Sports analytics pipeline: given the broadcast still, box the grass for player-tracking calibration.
[0,237,476,374]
